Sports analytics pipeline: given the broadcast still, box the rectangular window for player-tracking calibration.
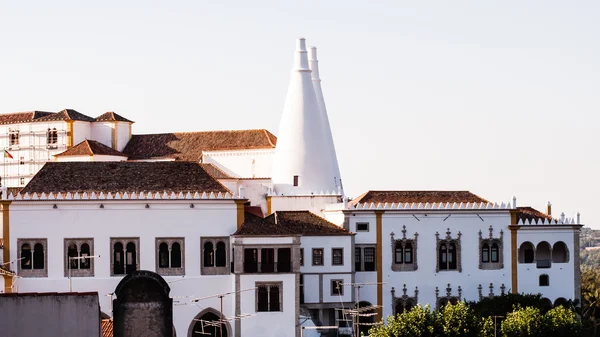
[244,248,258,273]
[9,129,19,146]
[17,238,48,277]
[355,248,362,271]
[256,283,282,312]
[300,248,304,266]
[331,279,344,296]
[19,156,24,165]
[64,238,94,277]
[312,248,324,266]
[110,237,140,276]
[332,248,343,266]
[356,223,369,232]
[364,247,375,271]
[261,248,275,273]
[155,238,185,276]
[277,248,291,273]
[293,175,299,187]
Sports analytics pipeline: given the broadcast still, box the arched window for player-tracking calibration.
[33,243,44,269]
[113,242,124,275]
[269,285,280,311]
[539,274,549,286]
[552,241,568,263]
[68,243,79,269]
[439,243,448,270]
[21,243,32,269]
[216,241,226,267]
[536,241,551,268]
[171,242,182,268]
[159,242,169,268]
[80,243,91,269]
[204,242,214,267]
[490,243,499,263]
[448,242,457,270]
[394,242,403,264]
[126,242,137,274]
[481,243,490,263]
[518,242,535,263]
[404,243,413,264]
[257,286,269,311]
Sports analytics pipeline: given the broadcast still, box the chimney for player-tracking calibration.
[512,196,517,209]
[577,212,581,224]
[546,202,552,216]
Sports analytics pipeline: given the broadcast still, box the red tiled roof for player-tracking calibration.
[350,190,489,205]
[235,211,352,236]
[123,129,277,161]
[55,140,127,157]
[200,163,234,179]
[34,109,95,122]
[0,111,54,125]
[516,206,554,224]
[102,319,113,337]
[95,112,133,123]
[20,161,230,195]
[244,205,264,218]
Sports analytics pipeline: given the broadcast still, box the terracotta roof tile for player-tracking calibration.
[516,206,554,224]
[102,319,113,337]
[34,109,95,122]
[123,129,277,161]
[95,112,133,123]
[55,140,127,157]
[350,190,489,205]
[21,161,230,195]
[200,163,234,179]
[244,205,264,218]
[235,211,352,236]
[0,111,55,125]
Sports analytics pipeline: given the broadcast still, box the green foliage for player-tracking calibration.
[500,306,544,337]
[368,305,437,337]
[581,249,600,269]
[468,293,547,318]
[544,306,582,336]
[436,302,482,337]
[581,266,600,336]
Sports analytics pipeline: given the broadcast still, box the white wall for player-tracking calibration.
[8,199,240,336]
[72,121,92,146]
[116,122,131,152]
[203,149,274,179]
[239,273,296,337]
[90,122,113,148]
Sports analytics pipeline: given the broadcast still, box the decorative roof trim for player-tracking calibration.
[9,190,239,201]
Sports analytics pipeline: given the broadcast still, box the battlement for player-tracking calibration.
[7,190,237,201]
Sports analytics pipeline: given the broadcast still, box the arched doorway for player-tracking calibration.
[356,301,374,337]
[188,309,230,337]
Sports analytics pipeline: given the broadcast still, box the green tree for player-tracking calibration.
[436,302,484,337]
[543,305,582,336]
[368,305,437,337]
[500,306,544,337]
[581,266,600,336]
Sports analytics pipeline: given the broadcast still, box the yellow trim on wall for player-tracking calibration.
[66,121,74,149]
[112,124,117,150]
[235,200,246,230]
[266,196,272,215]
[375,210,384,322]
[2,201,12,293]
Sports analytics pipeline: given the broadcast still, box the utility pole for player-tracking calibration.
[492,315,504,337]
[340,281,384,337]
[68,255,100,292]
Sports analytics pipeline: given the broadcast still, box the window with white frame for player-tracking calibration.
[18,238,48,277]
[111,237,139,276]
[156,238,185,276]
[256,282,282,312]
[64,238,94,277]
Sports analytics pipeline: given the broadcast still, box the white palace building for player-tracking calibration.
[0,38,583,337]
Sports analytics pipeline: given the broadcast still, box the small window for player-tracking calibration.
[46,128,58,145]
[155,238,185,276]
[64,238,94,277]
[394,242,403,264]
[18,239,48,277]
[300,248,304,266]
[482,243,490,263]
[293,175,299,187]
[19,178,25,186]
[332,279,344,296]
[404,243,413,264]
[355,247,362,272]
[244,248,258,273]
[312,248,324,266]
[256,283,282,312]
[111,238,139,276]
[201,237,230,275]
[19,156,24,165]
[332,248,343,266]
[261,248,275,273]
[539,274,549,286]
[215,241,226,267]
[364,247,375,271]
[491,243,499,263]
[356,223,369,232]
[9,129,19,146]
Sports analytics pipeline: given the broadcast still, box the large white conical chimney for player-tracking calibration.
[309,46,342,195]
[271,38,341,196]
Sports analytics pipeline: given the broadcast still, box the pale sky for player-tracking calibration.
[1,1,598,228]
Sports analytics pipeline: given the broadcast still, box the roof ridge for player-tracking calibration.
[131,129,274,136]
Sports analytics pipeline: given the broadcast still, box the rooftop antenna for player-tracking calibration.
[192,288,256,337]
[340,281,385,337]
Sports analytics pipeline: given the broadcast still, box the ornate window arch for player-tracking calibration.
[435,284,461,310]
[478,283,506,300]
[391,226,418,272]
[479,225,504,270]
[391,284,419,315]
[201,237,230,275]
[17,238,48,277]
[436,229,462,272]
[64,238,94,277]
